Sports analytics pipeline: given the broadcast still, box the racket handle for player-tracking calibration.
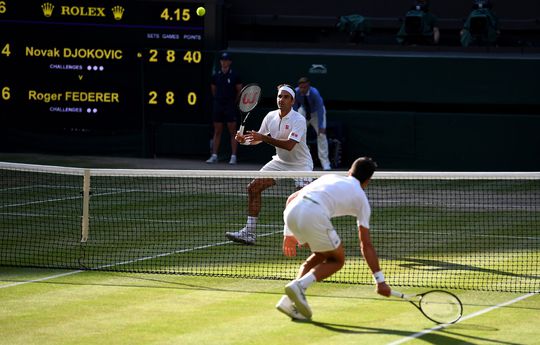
[391,290,405,298]
[238,125,251,145]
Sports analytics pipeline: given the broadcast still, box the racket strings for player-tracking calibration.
[420,292,462,323]
[238,84,261,113]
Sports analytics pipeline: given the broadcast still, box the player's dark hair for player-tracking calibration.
[297,77,310,84]
[350,157,377,183]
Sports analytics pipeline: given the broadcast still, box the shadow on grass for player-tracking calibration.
[307,321,519,345]
[398,257,540,280]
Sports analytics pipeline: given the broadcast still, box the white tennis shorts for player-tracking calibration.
[283,197,341,252]
[261,159,313,188]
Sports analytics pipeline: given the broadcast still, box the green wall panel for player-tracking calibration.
[231,50,540,105]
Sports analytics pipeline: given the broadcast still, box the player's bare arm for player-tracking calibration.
[245,130,297,151]
[359,225,391,297]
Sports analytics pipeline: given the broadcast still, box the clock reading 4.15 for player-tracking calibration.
[160,8,191,22]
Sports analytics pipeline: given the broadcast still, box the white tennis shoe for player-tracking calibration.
[275,295,308,320]
[206,154,218,164]
[225,228,256,245]
[285,280,312,319]
[229,155,237,165]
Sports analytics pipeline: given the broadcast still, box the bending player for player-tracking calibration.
[276,157,391,320]
[225,84,313,245]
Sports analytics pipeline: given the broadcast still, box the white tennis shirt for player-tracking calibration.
[296,174,371,229]
[258,109,312,168]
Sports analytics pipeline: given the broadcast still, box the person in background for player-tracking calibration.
[225,84,313,245]
[276,157,391,320]
[396,0,440,45]
[206,52,243,165]
[293,77,332,171]
[460,0,500,47]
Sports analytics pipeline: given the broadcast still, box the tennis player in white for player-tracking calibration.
[276,157,391,319]
[226,84,313,245]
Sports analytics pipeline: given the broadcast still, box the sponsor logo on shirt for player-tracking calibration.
[285,124,290,129]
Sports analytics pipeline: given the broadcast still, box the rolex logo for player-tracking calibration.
[41,3,54,17]
[111,6,124,20]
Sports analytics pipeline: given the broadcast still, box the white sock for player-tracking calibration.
[298,271,317,290]
[211,154,217,158]
[246,216,257,232]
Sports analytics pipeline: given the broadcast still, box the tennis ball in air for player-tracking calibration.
[196,7,206,16]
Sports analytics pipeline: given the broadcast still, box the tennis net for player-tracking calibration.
[1,162,538,292]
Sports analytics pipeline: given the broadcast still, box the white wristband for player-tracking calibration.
[372,271,385,284]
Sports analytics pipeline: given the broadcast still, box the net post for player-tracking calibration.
[81,169,91,243]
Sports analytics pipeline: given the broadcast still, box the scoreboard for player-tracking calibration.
[0,0,220,154]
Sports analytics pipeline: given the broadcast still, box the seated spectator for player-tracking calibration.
[397,0,440,45]
[461,0,500,47]
[337,14,370,44]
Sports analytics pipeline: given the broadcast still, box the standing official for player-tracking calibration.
[206,52,243,165]
[294,77,332,171]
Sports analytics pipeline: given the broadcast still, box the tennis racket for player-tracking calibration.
[237,83,262,136]
[391,290,463,324]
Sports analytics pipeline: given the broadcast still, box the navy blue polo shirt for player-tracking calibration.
[211,68,241,106]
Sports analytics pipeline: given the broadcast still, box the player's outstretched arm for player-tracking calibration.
[248,131,296,151]
[359,226,391,297]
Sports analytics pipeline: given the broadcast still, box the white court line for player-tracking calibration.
[386,290,540,345]
[0,230,281,289]
[1,270,84,289]
[0,190,137,209]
